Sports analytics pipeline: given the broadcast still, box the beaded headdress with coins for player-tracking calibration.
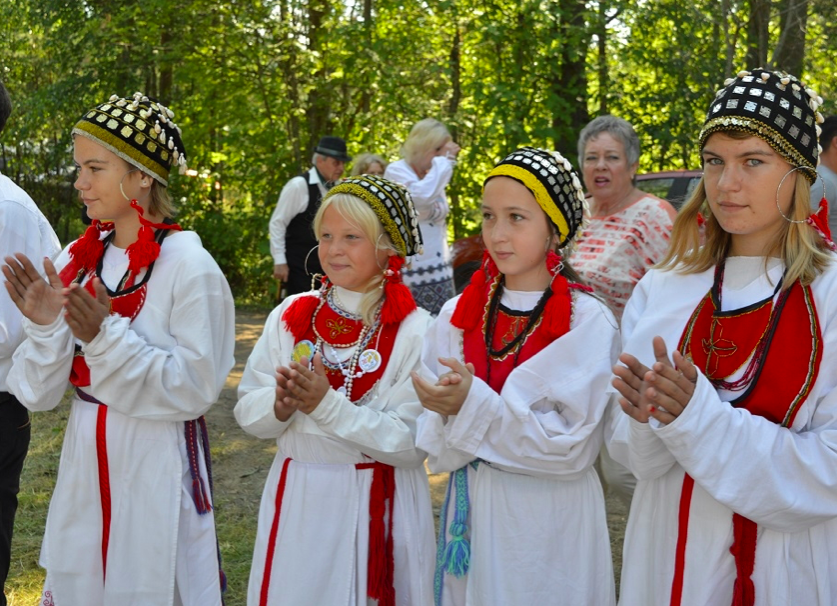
[72,92,187,186]
[700,68,824,184]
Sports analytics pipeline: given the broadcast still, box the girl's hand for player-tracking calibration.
[411,357,474,417]
[274,366,300,421]
[2,254,64,325]
[286,354,330,414]
[613,336,697,425]
[643,346,698,426]
[64,278,110,342]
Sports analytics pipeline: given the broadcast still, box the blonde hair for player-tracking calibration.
[350,153,388,176]
[147,180,175,218]
[659,132,831,287]
[401,118,450,165]
[313,193,397,325]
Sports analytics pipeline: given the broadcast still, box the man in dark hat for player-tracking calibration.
[0,80,60,606]
[270,136,351,296]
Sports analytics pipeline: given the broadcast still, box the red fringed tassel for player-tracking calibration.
[542,251,573,342]
[807,198,837,251]
[363,463,396,606]
[451,250,497,331]
[281,294,321,341]
[729,513,757,606]
[125,200,183,277]
[126,224,161,275]
[67,221,112,273]
[381,256,416,324]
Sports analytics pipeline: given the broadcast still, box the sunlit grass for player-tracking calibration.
[6,400,66,606]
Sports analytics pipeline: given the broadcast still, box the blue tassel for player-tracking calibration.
[441,466,472,577]
[442,532,471,577]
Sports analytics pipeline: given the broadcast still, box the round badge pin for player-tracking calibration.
[358,349,382,373]
[292,340,315,363]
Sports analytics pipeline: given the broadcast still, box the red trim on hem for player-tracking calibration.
[670,473,695,606]
[259,457,292,606]
[95,404,111,579]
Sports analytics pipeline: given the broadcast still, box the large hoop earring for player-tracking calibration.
[776,166,817,223]
[304,245,319,276]
[119,169,151,205]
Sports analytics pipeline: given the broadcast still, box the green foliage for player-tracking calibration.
[1,0,836,303]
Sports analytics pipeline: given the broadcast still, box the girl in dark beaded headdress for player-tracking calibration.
[611,69,837,606]
[413,147,619,606]
[236,175,437,606]
[2,93,235,605]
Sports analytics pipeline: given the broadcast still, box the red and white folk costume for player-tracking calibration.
[611,257,837,606]
[610,70,837,606]
[6,93,235,606]
[416,148,619,606]
[235,175,436,606]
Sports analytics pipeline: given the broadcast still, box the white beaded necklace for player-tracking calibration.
[314,287,384,402]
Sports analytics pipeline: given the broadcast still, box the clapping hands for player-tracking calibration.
[4,253,110,342]
[612,336,698,426]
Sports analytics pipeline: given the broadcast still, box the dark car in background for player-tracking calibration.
[451,169,703,292]
[636,169,702,210]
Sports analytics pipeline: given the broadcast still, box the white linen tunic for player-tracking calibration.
[610,257,837,606]
[384,158,455,315]
[235,289,436,606]
[416,290,619,606]
[6,230,236,606]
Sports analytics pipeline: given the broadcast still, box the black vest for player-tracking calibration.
[284,174,324,295]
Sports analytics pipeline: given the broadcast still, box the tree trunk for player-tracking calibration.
[551,0,589,164]
[305,0,333,153]
[773,0,809,75]
[746,0,770,68]
[597,0,608,115]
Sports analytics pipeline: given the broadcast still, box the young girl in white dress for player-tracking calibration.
[3,93,234,606]
[413,148,619,606]
[235,175,436,606]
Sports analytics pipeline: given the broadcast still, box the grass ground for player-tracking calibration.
[4,309,626,605]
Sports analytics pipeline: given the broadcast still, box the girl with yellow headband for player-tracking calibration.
[413,147,618,605]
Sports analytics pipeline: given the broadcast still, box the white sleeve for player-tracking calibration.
[0,200,60,361]
[235,304,295,439]
[413,305,479,473]
[269,176,309,265]
[612,270,679,479]
[305,311,433,469]
[440,295,620,479]
[7,312,75,411]
[81,251,236,422]
[652,364,837,533]
[385,157,453,213]
[415,410,476,473]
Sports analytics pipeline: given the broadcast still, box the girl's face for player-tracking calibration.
[702,132,796,256]
[481,177,556,291]
[318,205,393,292]
[73,135,148,224]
